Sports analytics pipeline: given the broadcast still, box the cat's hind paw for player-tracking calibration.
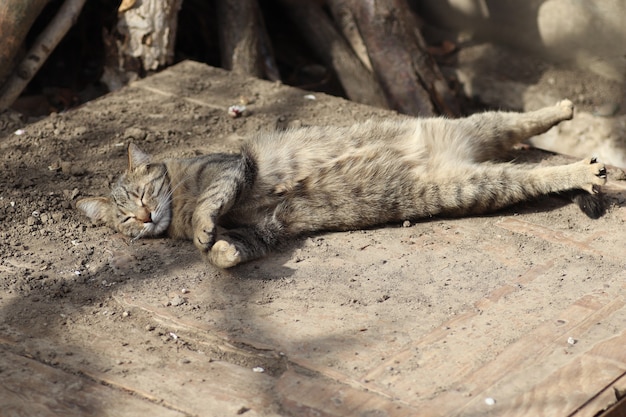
[208,240,242,268]
[556,99,574,120]
[577,157,607,194]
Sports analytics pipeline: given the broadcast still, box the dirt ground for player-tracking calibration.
[1,57,625,416]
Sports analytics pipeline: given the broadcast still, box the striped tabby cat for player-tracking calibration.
[77,100,606,268]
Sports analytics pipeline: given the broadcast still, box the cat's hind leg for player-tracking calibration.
[452,100,574,161]
[431,157,607,218]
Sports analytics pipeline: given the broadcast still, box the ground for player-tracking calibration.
[0,60,625,416]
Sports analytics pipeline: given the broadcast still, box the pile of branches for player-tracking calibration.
[0,0,460,116]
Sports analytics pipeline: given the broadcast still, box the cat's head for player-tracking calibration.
[77,144,172,239]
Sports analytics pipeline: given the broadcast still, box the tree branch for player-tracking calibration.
[0,0,87,112]
[277,0,388,108]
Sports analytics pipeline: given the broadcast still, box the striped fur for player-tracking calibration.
[77,100,607,268]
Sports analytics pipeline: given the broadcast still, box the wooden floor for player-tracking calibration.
[1,61,625,416]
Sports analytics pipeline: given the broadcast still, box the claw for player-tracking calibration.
[590,157,597,164]
[598,167,607,178]
[592,184,601,194]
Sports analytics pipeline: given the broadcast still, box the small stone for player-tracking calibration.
[485,397,496,406]
[593,103,619,117]
[402,220,411,228]
[27,216,40,226]
[123,127,147,141]
[122,311,130,318]
[228,104,246,118]
[60,162,85,176]
[73,126,88,137]
[170,295,186,306]
[145,324,155,331]
[567,336,577,345]
[252,367,265,373]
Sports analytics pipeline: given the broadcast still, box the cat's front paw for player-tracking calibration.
[193,220,216,253]
[209,240,242,268]
[575,157,607,194]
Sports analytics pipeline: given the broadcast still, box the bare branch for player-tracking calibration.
[0,0,87,112]
[277,0,388,108]
[0,0,50,85]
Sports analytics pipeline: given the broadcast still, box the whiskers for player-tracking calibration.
[130,171,194,243]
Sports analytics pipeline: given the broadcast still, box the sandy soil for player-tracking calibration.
[1,58,625,415]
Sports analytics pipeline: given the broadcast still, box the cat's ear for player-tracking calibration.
[76,197,115,224]
[128,143,151,171]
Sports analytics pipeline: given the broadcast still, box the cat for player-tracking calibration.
[77,100,607,268]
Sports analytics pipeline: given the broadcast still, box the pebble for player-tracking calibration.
[593,103,619,117]
[170,295,186,306]
[73,126,88,137]
[485,397,496,406]
[60,162,86,176]
[227,104,246,118]
[123,127,147,141]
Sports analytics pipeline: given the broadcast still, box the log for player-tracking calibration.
[326,0,373,72]
[0,0,86,112]
[0,0,49,86]
[216,0,279,81]
[277,0,388,108]
[101,0,183,91]
[350,0,460,116]
[115,0,183,72]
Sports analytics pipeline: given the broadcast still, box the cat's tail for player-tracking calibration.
[569,189,606,219]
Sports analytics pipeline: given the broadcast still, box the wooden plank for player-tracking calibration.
[599,395,626,417]
[2,326,282,417]
[439,298,626,417]
[0,347,184,417]
[498,217,604,255]
[360,273,611,400]
[373,292,623,414]
[82,356,281,417]
[276,369,419,417]
[481,331,626,417]
[575,372,626,417]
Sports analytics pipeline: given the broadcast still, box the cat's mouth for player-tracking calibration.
[130,209,170,240]
[144,211,170,236]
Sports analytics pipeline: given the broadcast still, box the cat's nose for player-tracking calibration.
[137,208,152,223]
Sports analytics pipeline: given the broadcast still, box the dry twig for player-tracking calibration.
[351,0,459,116]
[0,0,87,112]
[277,0,388,108]
[216,0,279,80]
[0,0,49,85]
